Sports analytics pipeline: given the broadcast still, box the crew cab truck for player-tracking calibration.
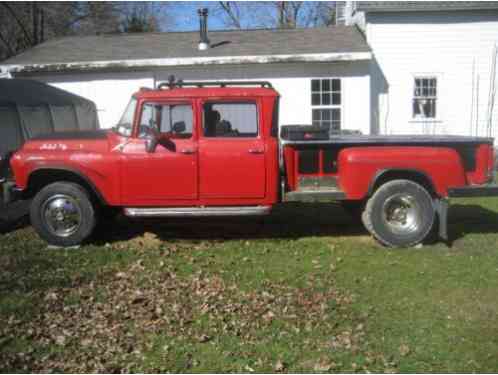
[6,80,498,247]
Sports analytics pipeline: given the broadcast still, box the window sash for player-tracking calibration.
[413,77,438,119]
[311,78,342,132]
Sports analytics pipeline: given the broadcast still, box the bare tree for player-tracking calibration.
[215,1,337,30]
[119,2,171,33]
[0,2,124,61]
[0,2,176,61]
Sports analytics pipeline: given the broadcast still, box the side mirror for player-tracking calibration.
[172,121,186,134]
[145,134,159,153]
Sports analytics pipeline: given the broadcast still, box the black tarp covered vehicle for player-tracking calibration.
[0,79,100,220]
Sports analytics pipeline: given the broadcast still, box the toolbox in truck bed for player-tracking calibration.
[280,125,363,141]
[280,125,330,140]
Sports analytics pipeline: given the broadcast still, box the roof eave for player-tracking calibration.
[1,52,372,75]
[356,5,498,12]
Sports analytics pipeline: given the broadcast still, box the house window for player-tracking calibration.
[311,78,341,133]
[413,77,437,119]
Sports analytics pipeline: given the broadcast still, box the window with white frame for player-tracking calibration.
[413,77,437,119]
[311,78,341,133]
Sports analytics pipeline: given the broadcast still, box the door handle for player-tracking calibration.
[180,148,196,154]
[248,148,264,154]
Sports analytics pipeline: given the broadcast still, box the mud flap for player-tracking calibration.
[2,181,16,205]
[434,198,449,242]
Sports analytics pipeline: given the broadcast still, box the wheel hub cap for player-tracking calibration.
[382,194,421,235]
[42,194,82,237]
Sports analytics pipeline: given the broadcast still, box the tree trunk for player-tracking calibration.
[32,3,38,45]
[40,8,44,43]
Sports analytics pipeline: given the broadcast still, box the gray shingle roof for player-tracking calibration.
[2,26,370,67]
[356,1,498,12]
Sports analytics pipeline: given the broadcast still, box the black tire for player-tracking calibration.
[362,179,435,247]
[30,182,96,247]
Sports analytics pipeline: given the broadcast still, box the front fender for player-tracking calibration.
[337,146,467,199]
[10,151,121,205]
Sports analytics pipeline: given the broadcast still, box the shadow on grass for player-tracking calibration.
[449,204,498,243]
[92,202,498,246]
[2,202,498,247]
[0,200,30,234]
[92,202,369,245]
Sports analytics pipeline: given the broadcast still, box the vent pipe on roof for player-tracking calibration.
[198,8,210,51]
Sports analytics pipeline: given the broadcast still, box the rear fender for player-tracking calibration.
[337,146,467,199]
[367,168,437,196]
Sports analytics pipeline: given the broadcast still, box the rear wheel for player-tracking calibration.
[30,182,96,247]
[362,179,435,247]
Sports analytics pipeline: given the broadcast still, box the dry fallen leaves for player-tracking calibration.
[1,239,375,373]
[399,343,411,356]
[314,359,334,372]
[274,359,286,372]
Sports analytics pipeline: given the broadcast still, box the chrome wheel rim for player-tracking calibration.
[42,194,82,237]
[381,193,421,235]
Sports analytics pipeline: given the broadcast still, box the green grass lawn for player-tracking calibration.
[2,198,498,373]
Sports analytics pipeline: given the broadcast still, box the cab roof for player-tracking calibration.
[133,82,279,100]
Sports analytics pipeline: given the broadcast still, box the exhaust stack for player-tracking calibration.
[198,8,210,51]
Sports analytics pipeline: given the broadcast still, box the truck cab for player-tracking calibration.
[113,82,279,209]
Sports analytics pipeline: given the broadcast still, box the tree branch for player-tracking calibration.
[0,30,15,57]
[218,1,241,29]
[1,2,33,45]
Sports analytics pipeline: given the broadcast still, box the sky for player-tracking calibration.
[156,1,332,32]
[162,2,241,32]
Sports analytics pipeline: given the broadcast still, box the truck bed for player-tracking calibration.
[280,131,495,202]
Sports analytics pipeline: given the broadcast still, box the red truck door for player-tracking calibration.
[198,101,266,199]
[120,101,198,204]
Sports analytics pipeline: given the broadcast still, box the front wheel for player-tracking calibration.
[30,182,96,247]
[362,179,435,247]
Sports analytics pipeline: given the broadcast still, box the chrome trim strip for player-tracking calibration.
[284,190,346,202]
[124,206,272,218]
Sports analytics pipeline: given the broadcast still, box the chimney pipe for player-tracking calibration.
[198,8,210,51]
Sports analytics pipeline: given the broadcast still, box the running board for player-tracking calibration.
[124,206,272,218]
[284,189,346,202]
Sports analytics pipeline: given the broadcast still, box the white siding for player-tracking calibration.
[30,62,371,134]
[364,11,498,139]
[154,62,371,134]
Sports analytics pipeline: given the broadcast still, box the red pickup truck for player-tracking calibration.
[6,80,498,248]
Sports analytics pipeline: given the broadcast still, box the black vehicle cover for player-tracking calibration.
[0,79,100,158]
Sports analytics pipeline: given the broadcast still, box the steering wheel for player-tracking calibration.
[138,124,159,139]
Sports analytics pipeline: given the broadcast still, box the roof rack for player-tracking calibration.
[157,77,273,90]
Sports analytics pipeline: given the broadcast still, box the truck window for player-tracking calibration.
[203,103,258,138]
[115,98,137,137]
[139,103,193,139]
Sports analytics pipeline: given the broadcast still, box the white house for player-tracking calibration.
[2,2,498,140]
[343,1,498,138]
[0,24,372,135]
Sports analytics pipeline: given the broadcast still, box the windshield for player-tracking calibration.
[114,98,137,136]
